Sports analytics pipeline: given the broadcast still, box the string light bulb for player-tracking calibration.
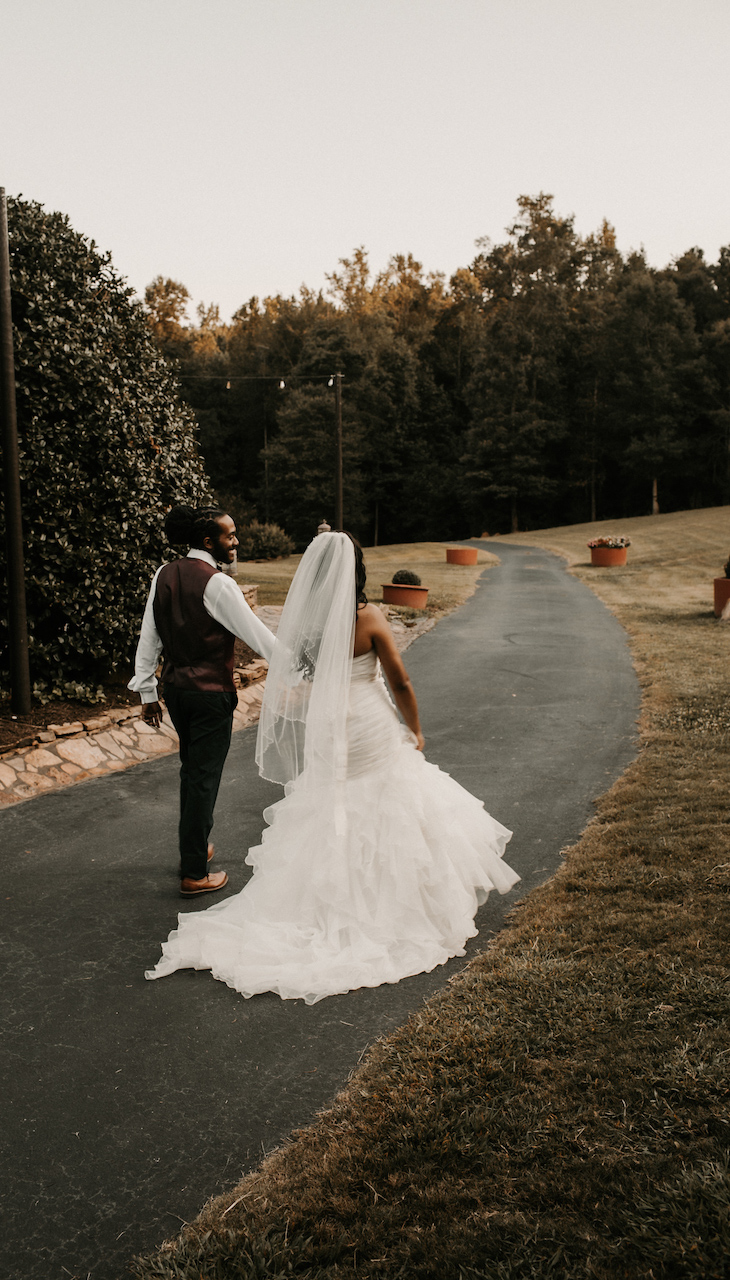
[328,376,334,387]
[278,379,286,390]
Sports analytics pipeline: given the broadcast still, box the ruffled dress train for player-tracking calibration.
[146,650,519,1003]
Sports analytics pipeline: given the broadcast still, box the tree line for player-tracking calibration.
[144,194,730,545]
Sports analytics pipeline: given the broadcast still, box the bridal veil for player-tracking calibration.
[255,531,356,789]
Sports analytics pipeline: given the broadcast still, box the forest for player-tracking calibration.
[143,194,730,546]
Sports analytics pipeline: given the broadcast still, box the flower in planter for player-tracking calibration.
[391,570,422,585]
[723,555,730,579]
[587,536,631,549]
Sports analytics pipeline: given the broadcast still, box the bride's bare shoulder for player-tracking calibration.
[353,602,390,656]
[357,602,388,631]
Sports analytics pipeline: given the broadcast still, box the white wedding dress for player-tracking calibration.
[146,648,519,1004]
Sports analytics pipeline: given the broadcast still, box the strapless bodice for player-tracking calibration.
[351,647,380,683]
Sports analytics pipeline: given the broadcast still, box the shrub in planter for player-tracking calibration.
[237,520,295,560]
[0,197,210,697]
[383,569,428,608]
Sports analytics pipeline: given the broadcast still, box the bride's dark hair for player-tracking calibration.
[344,532,367,610]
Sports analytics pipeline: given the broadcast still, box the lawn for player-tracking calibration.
[237,542,498,616]
[133,509,730,1280]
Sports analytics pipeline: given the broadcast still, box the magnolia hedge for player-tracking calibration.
[0,197,211,698]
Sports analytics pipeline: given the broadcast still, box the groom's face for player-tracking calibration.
[207,515,239,564]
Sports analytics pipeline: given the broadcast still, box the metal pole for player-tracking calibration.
[334,372,343,530]
[0,188,31,714]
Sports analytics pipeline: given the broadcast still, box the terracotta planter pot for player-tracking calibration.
[446,547,478,565]
[589,546,628,567]
[713,577,730,616]
[382,583,429,609]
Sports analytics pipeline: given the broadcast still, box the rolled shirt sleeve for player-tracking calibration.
[127,567,165,703]
[203,573,276,662]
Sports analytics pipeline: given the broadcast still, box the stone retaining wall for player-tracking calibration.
[0,661,268,808]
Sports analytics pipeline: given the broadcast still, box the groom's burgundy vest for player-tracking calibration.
[153,558,236,693]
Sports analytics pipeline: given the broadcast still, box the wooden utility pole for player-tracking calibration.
[0,188,31,715]
[263,420,269,523]
[334,372,343,530]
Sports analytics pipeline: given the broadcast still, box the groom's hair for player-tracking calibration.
[164,504,227,549]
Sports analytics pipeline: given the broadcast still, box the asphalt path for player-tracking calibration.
[0,543,640,1280]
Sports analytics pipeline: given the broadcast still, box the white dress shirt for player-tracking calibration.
[128,549,276,704]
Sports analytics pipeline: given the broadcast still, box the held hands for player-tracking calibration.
[142,700,163,728]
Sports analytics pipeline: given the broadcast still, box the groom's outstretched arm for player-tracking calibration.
[203,574,276,662]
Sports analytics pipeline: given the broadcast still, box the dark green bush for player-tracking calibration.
[237,520,294,560]
[211,491,257,538]
[0,197,211,697]
[391,569,421,586]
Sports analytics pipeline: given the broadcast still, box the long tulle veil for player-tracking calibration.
[255,532,356,789]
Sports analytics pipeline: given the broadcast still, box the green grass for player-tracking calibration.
[133,511,730,1280]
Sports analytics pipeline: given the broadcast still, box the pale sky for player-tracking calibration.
[3,0,729,320]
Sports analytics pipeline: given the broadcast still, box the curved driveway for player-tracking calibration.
[0,543,639,1280]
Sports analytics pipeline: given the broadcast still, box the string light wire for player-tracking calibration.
[178,373,343,387]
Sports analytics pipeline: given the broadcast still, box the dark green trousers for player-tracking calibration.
[163,685,237,881]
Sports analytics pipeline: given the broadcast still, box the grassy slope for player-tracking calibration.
[132,513,730,1280]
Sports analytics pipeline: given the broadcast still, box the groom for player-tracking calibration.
[129,505,276,896]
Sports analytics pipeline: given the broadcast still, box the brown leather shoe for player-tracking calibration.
[178,844,215,876]
[180,870,229,897]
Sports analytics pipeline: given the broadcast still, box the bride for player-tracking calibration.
[145,532,520,1003]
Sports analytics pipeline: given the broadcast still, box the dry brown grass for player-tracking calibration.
[237,543,498,616]
[133,511,730,1280]
[490,505,730,616]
